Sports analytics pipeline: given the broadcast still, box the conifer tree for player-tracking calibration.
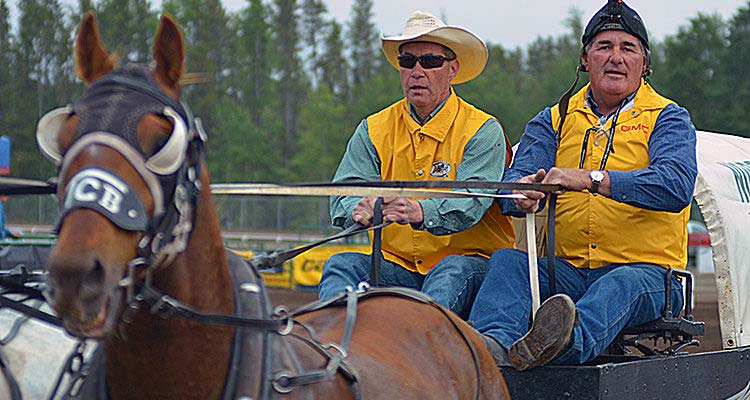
[721,2,750,135]
[96,0,156,63]
[318,20,349,98]
[235,0,273,128]
[16,0,73,176]
[300,0,327,82]
[346,0,378,94]
[272,0,307,173]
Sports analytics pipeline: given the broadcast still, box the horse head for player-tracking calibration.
[37,13,203,338]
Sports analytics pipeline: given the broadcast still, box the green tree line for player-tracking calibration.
[1,0,749,231]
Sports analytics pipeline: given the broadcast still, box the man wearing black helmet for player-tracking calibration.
[470,0,697,369]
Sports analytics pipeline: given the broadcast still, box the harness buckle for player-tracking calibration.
[323,342,348,359]
[273,306,294,335]
[121,297,142,325]
[150,295,180,318]
[272,371,294,394]
[356,281,371,292]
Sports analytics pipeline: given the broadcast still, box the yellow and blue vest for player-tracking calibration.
[550,82,689,270]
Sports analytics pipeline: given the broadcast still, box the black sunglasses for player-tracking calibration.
[397,53,455,69]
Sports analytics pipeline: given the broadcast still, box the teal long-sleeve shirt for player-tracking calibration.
[330,109,507,236]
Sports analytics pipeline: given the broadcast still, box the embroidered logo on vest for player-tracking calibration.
[430,161,451,178]
[620,123,651,134]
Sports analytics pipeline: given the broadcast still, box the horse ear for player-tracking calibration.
[74,12,115,84]
[153,14,185,92]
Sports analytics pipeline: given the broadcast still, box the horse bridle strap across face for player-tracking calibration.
[38,65,207,303]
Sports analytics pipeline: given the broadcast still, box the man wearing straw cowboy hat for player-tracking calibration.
[471,0,698,369]
[318,11,515,319]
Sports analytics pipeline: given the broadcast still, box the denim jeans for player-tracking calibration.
[318,252,489,319]
[469,248,684,365]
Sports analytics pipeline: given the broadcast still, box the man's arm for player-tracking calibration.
[330,120,381,228]
[607,104,697,212]
[414,118,507,236]
[499,108,559,217]
[530,104,697,212]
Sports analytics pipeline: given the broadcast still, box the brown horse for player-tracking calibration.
[39,13,509,400]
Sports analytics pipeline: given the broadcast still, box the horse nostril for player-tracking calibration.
[79,259,105,304]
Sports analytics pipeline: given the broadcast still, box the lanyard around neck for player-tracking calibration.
[578,98,628,170]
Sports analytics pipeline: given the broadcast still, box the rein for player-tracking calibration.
[250,221,391,270]
[134,281,484,400]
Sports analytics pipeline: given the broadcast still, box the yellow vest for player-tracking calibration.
[367,93,516,273]
[550,82,689,270]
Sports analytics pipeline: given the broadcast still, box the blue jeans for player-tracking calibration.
[469,248,684,365]
[318,252,489,319]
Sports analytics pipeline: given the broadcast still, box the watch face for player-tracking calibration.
[591,170,604,181]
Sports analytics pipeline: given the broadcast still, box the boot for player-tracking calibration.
[508,294,576,370]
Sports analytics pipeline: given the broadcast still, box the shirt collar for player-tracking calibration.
[586,89,638,118]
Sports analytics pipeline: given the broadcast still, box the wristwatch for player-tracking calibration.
[590,170,605,195]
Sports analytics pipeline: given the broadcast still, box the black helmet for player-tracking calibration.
[582,0,649,50]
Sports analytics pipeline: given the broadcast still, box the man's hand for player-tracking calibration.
[542,167,610,196]
[352,196,424,226]
[352,196,378,226]
[382,197,423,225]
[514,169,547,213]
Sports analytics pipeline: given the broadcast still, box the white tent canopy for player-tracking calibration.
[694,130,750,348]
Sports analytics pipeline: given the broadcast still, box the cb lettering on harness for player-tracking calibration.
[66,169,126,215]
[72,176,123,214]
[61,167,149,231]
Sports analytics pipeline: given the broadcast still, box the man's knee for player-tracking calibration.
[434,255,488,274]
[488,248,531,274]
[322,252,368,275]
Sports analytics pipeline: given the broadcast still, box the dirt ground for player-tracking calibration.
[267,271,724,353]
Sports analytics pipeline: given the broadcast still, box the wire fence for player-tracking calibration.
[4,195,370,252]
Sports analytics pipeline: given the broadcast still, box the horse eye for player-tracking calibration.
[138,115,172,157]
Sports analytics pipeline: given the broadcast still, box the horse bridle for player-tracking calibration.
[36,65,207,305]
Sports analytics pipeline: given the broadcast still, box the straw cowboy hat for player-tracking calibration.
[381,11,488,84]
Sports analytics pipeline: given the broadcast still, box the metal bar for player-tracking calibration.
[293,180,562,192]
[370,198,383,287]
[664,268,673,319]
[547,193,558,296]
[0,177,563,197]
[684,272,694,318]
[211,184,524,199]
[0,177,57,195]
[526,213,541,317]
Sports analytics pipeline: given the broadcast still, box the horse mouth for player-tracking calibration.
[64,293,122,338]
